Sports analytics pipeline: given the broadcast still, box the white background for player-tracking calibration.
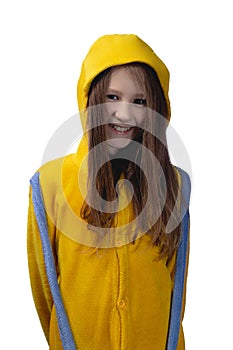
[1,0,232,349]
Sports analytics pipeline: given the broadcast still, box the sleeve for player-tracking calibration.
[167,225,190,349]
[27,185,56,343]
[166,167,191,350]
[167,221,190,313]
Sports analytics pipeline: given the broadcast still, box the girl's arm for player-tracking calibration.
[27,186,55,343]
[167,167,191,350]
[168,225,190,316]
[166,231,189,350]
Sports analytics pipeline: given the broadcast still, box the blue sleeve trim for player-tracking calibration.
[30,172,76,350]
[167,167,191,350]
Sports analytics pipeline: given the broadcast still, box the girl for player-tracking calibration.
[27,34,191,350]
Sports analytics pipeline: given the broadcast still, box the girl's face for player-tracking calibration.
[105,67,147,155]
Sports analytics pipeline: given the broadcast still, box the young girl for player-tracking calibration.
[27,34,191,350]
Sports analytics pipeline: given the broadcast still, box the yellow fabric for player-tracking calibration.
[27,151,188,349]
[27,34,188,349]
[77,34,171,123]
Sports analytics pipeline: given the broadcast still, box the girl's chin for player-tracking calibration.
[106,139,132,155]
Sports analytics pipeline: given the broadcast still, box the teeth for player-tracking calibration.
[112,124,131,132]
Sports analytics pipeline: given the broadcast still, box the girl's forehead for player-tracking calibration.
[108,65,146,91]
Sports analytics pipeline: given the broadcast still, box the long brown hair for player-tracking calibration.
[80,62,182,260]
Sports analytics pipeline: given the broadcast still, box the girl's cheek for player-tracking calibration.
[134,111,147,129]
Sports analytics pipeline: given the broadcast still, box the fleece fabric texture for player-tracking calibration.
[27,150,190,350]
[27,34,190,349]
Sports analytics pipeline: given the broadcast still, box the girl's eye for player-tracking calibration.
[133,98,146,105]
[106,94,118,101]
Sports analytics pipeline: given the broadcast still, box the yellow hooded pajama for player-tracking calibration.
[27,34,191,350]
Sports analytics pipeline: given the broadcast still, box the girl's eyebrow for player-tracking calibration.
[106,88,145,97]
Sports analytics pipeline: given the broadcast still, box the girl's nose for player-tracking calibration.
[114,102,132,123]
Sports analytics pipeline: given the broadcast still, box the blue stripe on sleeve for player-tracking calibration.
[30,172,76,350]
[167,167,191,350]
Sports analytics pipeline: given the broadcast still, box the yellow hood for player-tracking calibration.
[77,34,171,120]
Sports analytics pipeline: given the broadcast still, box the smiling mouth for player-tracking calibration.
[110,124,133,132]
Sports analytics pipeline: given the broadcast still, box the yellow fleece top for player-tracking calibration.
[27,143,188,350]
[27,34,190,349]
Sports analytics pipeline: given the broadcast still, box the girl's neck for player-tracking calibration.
[110,158,129,186]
